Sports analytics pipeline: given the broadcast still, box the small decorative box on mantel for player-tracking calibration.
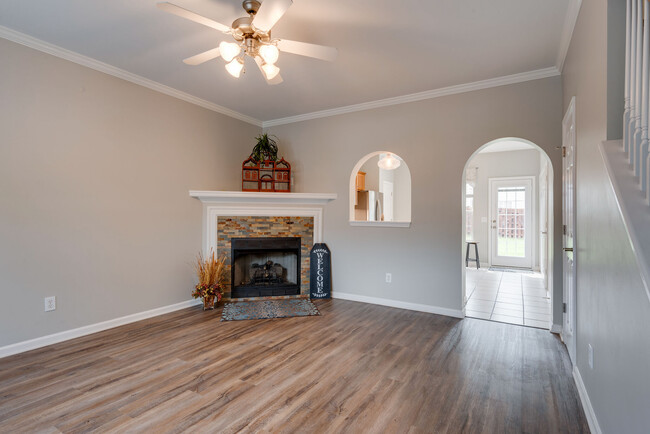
[241,157,291,192]
[273,158,291,192]
[241,156,259,191]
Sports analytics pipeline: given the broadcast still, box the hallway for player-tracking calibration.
[465,268,551,329]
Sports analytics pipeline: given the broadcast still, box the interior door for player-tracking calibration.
[490,178,533,269]
[539,160,549,290]
[562,97,577,365]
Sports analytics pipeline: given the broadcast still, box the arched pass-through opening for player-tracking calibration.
[461,137,555,330]
[349,151,411,227]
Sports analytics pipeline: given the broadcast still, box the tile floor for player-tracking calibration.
[465,267,551,329]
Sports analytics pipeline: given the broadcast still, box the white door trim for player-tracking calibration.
[561,96,577,365]
[488,176,536,269]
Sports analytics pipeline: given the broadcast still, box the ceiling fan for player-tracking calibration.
[157,0,338,84]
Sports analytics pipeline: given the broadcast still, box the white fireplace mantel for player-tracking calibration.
[189,191,337,205]
[190,190,337,255]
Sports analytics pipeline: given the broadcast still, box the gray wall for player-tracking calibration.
[563,0,650,432]
[268,76,564,325]
[467,149,542,268]
[0,39,259,347]
[0,34,567,349]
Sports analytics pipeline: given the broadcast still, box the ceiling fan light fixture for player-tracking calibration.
[219,41,241,62]
[262,62,280,80]
[158,0,337,85]
[259,44,279,64]
[225,58,244,78]
[378,153,401,170]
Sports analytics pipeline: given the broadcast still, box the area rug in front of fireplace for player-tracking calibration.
[221,299,320,321]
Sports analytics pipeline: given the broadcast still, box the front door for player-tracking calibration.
[562,97,577,365]
[490,177,533,269]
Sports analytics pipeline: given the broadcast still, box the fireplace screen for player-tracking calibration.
[231,237,301,298]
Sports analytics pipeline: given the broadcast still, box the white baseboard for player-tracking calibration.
[0,299,202,359]
[551,323,563,333]
[332,292,464,319]
[573,366,602,434]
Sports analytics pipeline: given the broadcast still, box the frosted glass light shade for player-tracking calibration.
[219,41,241,62]
[259,44,279,64]
[225,58,244,78]
[262,63,280,80]
[377,153,401,170]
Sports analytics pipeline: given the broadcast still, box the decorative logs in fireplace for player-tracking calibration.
[231,237,301,298]
[250,260,285,285]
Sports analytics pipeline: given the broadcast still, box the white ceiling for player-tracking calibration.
[0,0,571,123]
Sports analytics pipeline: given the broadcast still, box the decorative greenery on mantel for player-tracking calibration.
[250,133,278,162]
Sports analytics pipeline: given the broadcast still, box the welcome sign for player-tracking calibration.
[309,243,331,299]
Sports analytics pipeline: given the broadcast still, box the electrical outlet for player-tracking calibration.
[385,273,392,283]
[44,296,56,312]
[588,344,594,369]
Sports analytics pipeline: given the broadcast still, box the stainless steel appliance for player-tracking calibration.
[366,190,383,221]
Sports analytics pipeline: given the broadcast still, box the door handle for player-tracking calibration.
[563,247,573,252]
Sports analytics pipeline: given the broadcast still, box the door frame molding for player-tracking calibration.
[487,175,537,269]
[561,96,577,364]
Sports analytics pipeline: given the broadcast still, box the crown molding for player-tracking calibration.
[0,25,564,130]
[556,0,583,72]
[0,25,262,127]
[261,67,561,128]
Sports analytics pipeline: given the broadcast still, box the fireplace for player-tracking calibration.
[231,237,301,298]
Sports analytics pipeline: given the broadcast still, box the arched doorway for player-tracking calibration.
[461,138,555,329]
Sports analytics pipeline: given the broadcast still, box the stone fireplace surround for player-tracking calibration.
[219,217,312,298]
[190,191,337,301]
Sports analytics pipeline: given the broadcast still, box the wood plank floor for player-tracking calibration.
[0,299,589,433]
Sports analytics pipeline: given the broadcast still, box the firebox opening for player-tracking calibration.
[231,237,301,298]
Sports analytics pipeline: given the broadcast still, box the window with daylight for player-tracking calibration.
[465,167,477,241]
[466,183,474,240]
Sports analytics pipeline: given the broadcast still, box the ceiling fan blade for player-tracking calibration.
[252,0,293,32]
[277,39,337,62]
[183,47,221,65]
[254,56,283,85]
[157,2,230,33]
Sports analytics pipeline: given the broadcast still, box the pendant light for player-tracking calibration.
[378,153,401,170]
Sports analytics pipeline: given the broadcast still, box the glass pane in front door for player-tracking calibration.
[497,187,526,258]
